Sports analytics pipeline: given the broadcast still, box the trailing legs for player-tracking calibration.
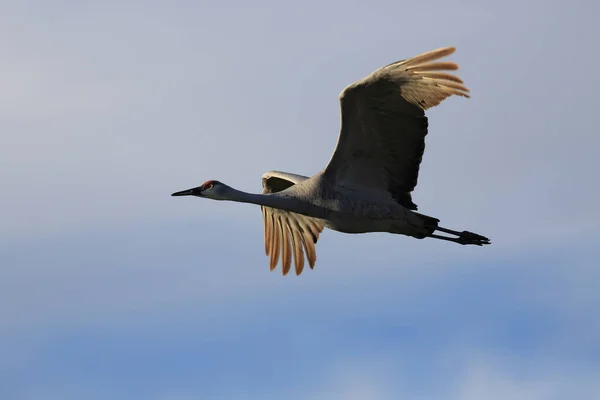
[429,226,491,246]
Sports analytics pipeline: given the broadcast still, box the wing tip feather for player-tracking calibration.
[262,207,324,276]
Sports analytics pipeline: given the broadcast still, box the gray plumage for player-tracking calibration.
[172,46,491,276]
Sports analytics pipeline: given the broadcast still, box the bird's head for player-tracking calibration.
[171,180,229,200]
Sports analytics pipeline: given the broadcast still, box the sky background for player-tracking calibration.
[1,0,600,399]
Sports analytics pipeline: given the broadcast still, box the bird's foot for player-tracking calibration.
[457,231,491,246]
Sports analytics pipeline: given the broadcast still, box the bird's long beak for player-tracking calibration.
[171,187,197,197]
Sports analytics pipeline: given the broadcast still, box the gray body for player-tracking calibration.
[269,171,430,235]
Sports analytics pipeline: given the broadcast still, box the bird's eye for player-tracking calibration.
[206,183,214,190]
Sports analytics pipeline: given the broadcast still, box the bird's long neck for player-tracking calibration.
[225,187,330,219]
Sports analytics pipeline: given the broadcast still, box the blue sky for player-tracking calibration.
[1,0,599,399]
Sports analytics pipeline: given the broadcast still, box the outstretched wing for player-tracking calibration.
[323,46,470,210]
[260,171,325,276]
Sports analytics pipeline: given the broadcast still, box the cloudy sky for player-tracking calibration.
[1,0,599,399]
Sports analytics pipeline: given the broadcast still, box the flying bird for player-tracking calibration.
[172,46,490,276]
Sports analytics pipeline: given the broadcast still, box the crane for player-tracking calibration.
[172,46,490,276]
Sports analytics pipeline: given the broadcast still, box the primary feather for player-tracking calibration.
[261,171,324,276]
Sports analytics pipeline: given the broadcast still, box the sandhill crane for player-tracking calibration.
[172,46,490,276]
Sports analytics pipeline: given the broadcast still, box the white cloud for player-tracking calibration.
[455,356,600,400]
[7,349,599,400]
[293,357,396,400]
[278,352,600,400]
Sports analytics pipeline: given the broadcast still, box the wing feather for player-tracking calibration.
[263,206,271,255]
[302,230,317,269]
[281,217,292,276]
[260,171,325,276]
[292,228,304,276]
[323,46,470,210]
[269,213,281,271]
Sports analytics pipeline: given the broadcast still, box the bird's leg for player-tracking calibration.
[431,227,491,246]
[430,234,468,245]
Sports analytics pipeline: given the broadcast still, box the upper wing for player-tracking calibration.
[322,47,470,210]
[260,171,325,276]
